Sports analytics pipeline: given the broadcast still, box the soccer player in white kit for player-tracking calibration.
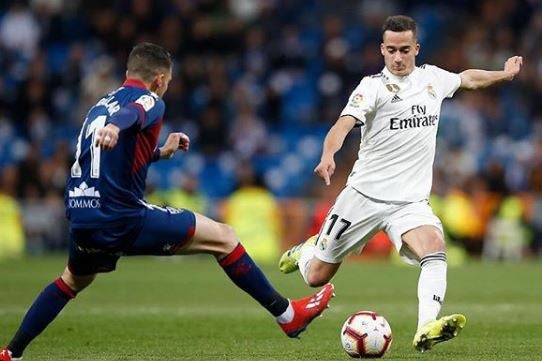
[279,15,523,352]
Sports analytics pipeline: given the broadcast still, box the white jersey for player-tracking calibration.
[340,65,461,202]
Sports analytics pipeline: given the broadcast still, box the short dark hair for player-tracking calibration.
[382,15,417,39]
[127,43,172,82]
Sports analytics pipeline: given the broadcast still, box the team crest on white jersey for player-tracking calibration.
[349,93,364,108]
[385,83,400,93]
[427,84,437,99]
[319,237,328,251]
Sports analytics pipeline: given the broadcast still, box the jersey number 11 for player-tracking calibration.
[71,115,107,179]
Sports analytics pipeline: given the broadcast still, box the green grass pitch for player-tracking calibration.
[1,256,541,360]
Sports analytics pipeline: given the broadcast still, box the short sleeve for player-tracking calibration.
[426,65,461,99]
[128,94,165,129]
[340,77,377,125]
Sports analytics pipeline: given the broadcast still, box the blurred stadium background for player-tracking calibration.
[1,0,542,264]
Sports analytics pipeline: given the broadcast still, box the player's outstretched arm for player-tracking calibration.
[314,115,357,186]
[156,132,190,160]
[96,104,143,150]
[459,56,523,90]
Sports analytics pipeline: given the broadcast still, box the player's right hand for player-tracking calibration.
[159,132,190,159]
[314,157,335,186]
[504,56,523,80]
[95,124,120,150]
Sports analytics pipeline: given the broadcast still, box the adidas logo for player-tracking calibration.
[69,182,101,198]
[391,94,402,103]
[306,287,327,309]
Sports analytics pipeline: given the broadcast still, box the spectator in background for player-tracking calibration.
[79,56,120,116]
[144,179,165,206]
[524,165,542,257]
[15,143,44,199]
[0,0,41,59]
[163,174,208,215]
[230,103,268,159]
[197,105,228,155]
[483,195,529,261]
[40,140,71,195]
[441,176,492,255]
[0,166,25,259]
[222,163,282,263]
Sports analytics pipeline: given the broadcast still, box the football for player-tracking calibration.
[340,311,392,358]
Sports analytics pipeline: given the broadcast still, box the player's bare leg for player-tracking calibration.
[402,225,466,351]
[60,267,96,292]
[279,235,341,287]
[301,257,341,287]
[177,213,334,338]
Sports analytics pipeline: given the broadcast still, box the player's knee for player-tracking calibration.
[426,234,446,253]
[61,267,96,292]
[406,227,446,258]
[216,223,238,253]
[417,238,446,260]
[306,271,331,288]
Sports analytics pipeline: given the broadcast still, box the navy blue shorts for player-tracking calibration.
[68,206,196,275]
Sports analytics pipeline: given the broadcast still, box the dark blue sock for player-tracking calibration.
[219,243,289,317]
[8,278,76,357]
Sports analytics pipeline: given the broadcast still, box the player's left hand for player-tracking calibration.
[504,56,523,80]
[160,132,190,159]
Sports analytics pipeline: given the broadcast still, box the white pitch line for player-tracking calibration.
[0,302,539,317]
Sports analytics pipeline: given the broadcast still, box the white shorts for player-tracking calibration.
[314,186,443,265]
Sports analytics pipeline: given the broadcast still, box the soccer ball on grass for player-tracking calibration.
[340,311,392,358]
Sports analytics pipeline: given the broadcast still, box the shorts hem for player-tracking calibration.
[67,262,117,276]
[313,251,343,265]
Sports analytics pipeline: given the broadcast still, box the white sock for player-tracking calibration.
[298,243,316,285]
[275,300,294,324]
[417,252,447,330]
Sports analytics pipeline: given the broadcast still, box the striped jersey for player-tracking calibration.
[65,79,164,227]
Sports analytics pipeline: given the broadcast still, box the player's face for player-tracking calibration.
[381,30,419,76]
[152,67,173,97]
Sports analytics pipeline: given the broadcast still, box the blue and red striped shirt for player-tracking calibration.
[65,78,165,228]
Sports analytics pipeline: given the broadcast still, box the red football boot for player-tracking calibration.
[279,283,335,338]
[0,348,22,361]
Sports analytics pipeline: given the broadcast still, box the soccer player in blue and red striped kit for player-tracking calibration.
[0,43,334,361]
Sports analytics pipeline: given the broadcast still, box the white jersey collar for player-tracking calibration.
[382,66,419,83]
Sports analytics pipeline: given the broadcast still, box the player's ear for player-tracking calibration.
[158,73,167,85]
[415,43,420,56]
[153,73,165,88]
[380,43,385,56]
